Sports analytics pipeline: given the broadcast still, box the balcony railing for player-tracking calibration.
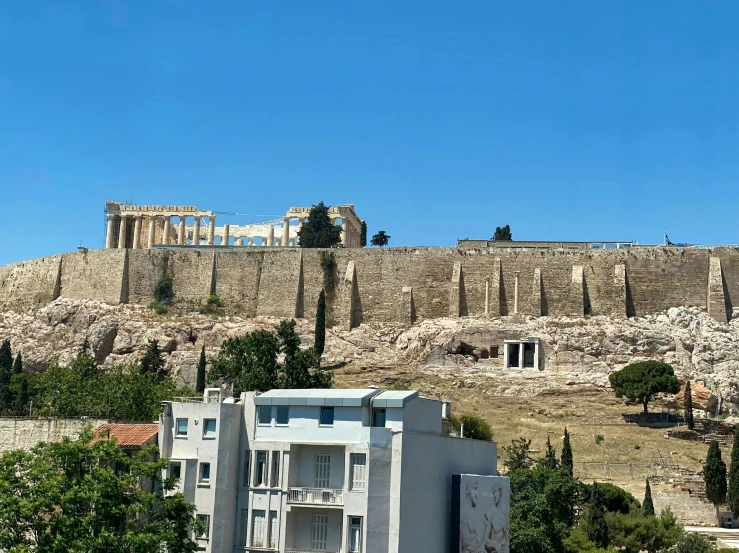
[287,487,343,506]
[286,549,339,553]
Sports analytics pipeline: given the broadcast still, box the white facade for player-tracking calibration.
[159,388,498,553]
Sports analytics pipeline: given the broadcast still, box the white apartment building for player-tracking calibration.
[159,388,498,553]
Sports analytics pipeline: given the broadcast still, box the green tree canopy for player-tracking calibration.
[583,482,640,515]
[671,533,714,553]
[360,221,367,247]
[585,484,609,548]
[542,436,558,469]
[704,440,728,511]
[728,426,739,517]
[455,414,493,441]
[314,290,326,359]
[297,202,342,248]
[606,507,681,553]
[140,339,167,381]
[0,339,12,411]
[12,352,22,375]
[208,319,332,395]
[0,431,202,553]
[196,345,207,394]
[608,361,679,414]
[370,230,390,247]
[561,428,574,476]
[642,479,654,516]
[493,225,512,241]
[504,437,533,472]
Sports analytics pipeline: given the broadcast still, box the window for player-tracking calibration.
[175,418,188,436]
[199,462,211,483]
[349,516,363,552]
[315,453,331,488]
[240,509,248,546]
[169,461,182,481]
[320,406,335,426]
[350,454,366,491]
[269,511,278,548]
[254,451,268,487]
[258,406,272,425]
[372,408,386,427]
[251,510,266,547]
[275,405,290,425]
[490,345,499,358]
[203,419,217,438]
[270,451,280,487]
[195,514,210,539]
[312,514,328,550]
[242,450,251,487]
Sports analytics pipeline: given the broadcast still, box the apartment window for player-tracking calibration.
[269,511,278,548]
[270,451,280,487]
[195,514,210,539]
[240,509,248,546]
[349,516,363,552]
[275,405,290,425]
[315,453,331,488]
[175,418,188,436]
[199,462,211,483]
[254,451,268,487]
[320,406,335,426]
[169,461,182,481]
[258,406,272,425]
[312,513,328,550]
[350,454,367,491]
[203,419,217,438]
[372,408,386,427]
[242,450,251,487]
[251,509,266,547]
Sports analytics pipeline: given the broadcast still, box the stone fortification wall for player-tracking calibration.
[0,417,109,454]
[1,247,737,325]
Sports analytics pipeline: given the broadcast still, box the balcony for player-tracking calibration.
[287,487,343,506]
[286,549,339,553]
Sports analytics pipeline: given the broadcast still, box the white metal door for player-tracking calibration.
[312,513,328,550]
[251,510,266,547]
[315,453,331,488]
[269,511,278,548]
[351,454,366,491]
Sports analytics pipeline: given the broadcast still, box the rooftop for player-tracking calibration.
[254,388,381,407]
[92,423,159,448]
[373,390,419,407]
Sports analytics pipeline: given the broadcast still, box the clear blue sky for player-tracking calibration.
[1,1,737,265]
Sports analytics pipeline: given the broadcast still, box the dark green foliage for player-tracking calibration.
[196,346,206,394]
[297,201,342,248]
[608,360,679,414]
[0,431,202,552]
[642,479,654,516]
[504,437,533,472]
[200,294,225,316]
[15,377,29,415]
[585,484,609,548]
[12,352,22,375]
[140,339,166,381]
[360,221,367,247]
[154,274,175,304]
[684,381,695,430]
[728,426,739,517]
[455,414,493,441]
[148,301,169,315]
[493,225,512,241]
[606,507,681,553]
[370,230,390,247]
[315,290,326,358]
[320,251,337,293]
[704,440,727,508]
[561,428,574,476]
[583,482,640,515]
[208,319,332,395]
[542,436,558,469]
[0,339,12,411]
[671,533,714,553]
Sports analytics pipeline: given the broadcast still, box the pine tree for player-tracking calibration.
[360,221,367,248]
[704,440,727,522]
[727,426,739,517]
[314,290,326,359]
[542,436,558,469]
[13,352,22,374]
[586,483,609,548]
[643,478,655,516]
[561,427,574,476]
[0,340,12,412]
[684,380,695,430]
[196,346,206,394]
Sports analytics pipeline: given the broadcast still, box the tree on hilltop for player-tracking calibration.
[504,437,533,472]
[493,225,512,241]
[360,221,367,247]
[370,231,390,247]
[643,478,654,516]
[196,345,207,394]
[298,202,342,248]
[608,360,679,415]
[140,339,167,381]
[704,440,727,522]
[561,427,574,476]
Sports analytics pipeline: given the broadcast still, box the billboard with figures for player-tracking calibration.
[451,474,510,553]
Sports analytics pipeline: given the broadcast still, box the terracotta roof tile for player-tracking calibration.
[92,423,159,448]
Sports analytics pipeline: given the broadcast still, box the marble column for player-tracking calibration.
[118,216,128,249]
[207,216,215,245]
[267,226,274,247]
[192,216,201,246]
[283,217,290,246]
[163,216,171,245]
[178,217,186,245]
[105,215,116,249]
[132,216,142,249]
[147,217,156,248]
[223,224,230,246]
[248,237,254,247]
[235,237,243,246]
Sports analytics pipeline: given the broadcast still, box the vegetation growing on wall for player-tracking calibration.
[154,274,175,304]
[320,251,337,294]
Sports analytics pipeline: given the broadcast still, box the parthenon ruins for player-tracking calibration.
[104,201,363,249]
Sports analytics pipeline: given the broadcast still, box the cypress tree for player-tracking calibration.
[542,436,558,469]
[315,290,326,359]
[360,221,367,248]
[704,440,727,521]
[586,483,609,548]
[196,345,206,394]
[0,340,12,411]
[561,427,574,476]
[16,377,29,415]
[684,380,695,430]
[13,352,22,374]
[727,426,739,517]
[140,339,166,380]
[297,202,342,248]
[643,479,655,516]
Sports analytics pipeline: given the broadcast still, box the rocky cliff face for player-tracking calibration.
[1,299,738,408]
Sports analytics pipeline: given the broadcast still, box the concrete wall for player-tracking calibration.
[652,488,717,526]
[0,417,109,454]
[1,246,737,323]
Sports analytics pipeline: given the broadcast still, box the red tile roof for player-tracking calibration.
[92,423,159,448]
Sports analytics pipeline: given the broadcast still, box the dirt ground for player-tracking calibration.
[334,365,723,499]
